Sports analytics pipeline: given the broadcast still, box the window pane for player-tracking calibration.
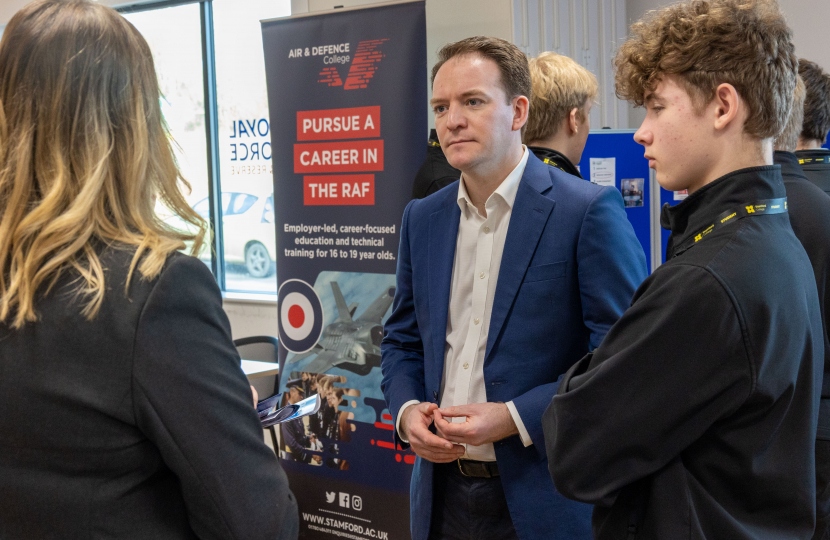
[213,0,291,292]
[229,194,257,216]
[193,197,211,219]
[123,5,212,269]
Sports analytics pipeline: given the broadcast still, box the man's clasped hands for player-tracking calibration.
[398,401,520,463]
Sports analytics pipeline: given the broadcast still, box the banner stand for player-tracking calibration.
[262,3,426,538]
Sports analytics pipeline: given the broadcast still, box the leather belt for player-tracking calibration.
[456,459,499,478]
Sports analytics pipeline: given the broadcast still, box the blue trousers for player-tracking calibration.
[428,462,519,540]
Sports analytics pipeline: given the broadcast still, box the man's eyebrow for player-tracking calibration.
[644,91,663,103]
[429,89,488,106]
[458,89,487,99]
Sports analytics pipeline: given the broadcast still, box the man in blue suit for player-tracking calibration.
[381,36,647,540]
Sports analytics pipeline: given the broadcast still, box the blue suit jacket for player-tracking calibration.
[381,152,647,540]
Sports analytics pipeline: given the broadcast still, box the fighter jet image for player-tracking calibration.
[287,281,395,375]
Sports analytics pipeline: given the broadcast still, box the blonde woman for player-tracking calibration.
[0,1,297,539]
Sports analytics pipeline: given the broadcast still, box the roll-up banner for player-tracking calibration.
[262,2,426,538]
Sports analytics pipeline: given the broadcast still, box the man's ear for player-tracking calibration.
[568,108,580,136]
[713,83,742,131]
[512,95,530,131]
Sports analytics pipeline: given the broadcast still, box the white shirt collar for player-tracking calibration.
[457,145,529,214]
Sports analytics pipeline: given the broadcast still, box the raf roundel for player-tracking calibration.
[277,279,324,353]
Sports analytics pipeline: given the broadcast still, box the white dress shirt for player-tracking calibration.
[397,146,533,461]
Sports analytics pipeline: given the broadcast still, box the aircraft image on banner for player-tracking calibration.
[287,281,395,375]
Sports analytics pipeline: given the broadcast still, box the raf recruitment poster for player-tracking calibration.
[262,2,426,538]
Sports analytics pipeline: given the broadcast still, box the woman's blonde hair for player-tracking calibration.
[0,0,207,328]
[523,52,598,143]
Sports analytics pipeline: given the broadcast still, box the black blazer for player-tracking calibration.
[0,248,298,539]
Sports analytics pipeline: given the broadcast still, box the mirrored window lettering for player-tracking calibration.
[213,0,291,293]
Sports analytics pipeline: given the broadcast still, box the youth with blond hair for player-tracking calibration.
[0,2,298,539]
[523,51,598,177]
[543,0,823,538]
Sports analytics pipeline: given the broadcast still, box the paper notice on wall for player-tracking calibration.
[589,157,616,187]
[674,189,689,201]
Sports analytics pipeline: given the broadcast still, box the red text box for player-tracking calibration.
[297,106,380,141]
[294,140,384,173]
[304,175,375,206]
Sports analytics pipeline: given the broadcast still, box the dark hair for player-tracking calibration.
[431,36,531,103]
[615,0,797,139]
[798,59,830,143]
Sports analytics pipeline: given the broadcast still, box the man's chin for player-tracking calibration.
[656,174,689,193]
[445,154,472,173]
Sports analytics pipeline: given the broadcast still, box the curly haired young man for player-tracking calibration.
[542,1,825,538]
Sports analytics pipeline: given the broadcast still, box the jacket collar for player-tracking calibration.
[773,151,808,180]
[527,146,582,178]
[660,166,785,256]
[795,148,830,157]
[795,148,830,166]
[457,146,529,212]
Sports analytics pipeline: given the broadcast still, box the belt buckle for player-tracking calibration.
[456,458,470,477]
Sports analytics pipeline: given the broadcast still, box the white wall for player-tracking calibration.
[223,297,280,339]
[512,0,630,129]
[625,0,830,128]
[778,0,830,72]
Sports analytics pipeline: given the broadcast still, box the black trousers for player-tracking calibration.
[815,440,830,540]
[428,461,519,540]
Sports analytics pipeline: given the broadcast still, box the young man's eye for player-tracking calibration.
[433,105,447,114]
[467,98,481,106]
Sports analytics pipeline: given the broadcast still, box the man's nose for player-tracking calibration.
[633,123,651,147]
[446,104,466,130]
